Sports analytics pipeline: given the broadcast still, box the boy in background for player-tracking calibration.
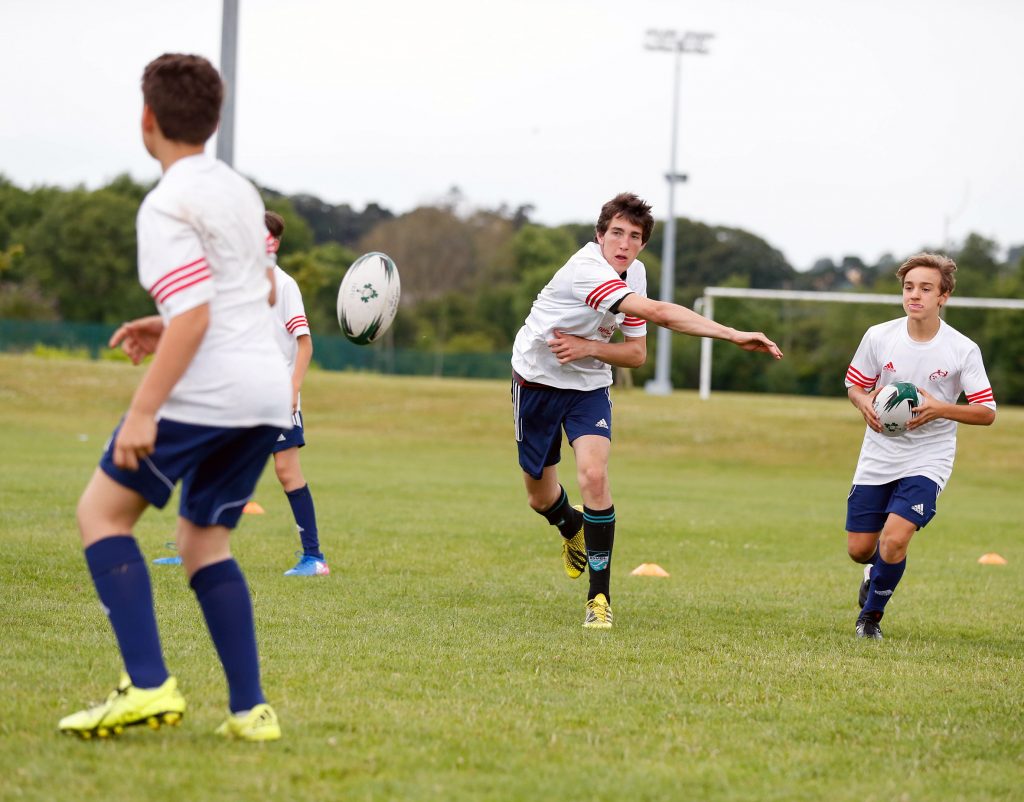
[265,210,328,577]
[844,253,996,640]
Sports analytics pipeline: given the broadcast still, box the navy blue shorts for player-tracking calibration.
[512,373,612,480]
[846,476,940,533]
[272,411,305,453]
[99,418,280,528]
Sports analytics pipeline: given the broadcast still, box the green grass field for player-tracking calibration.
[1,353,1021,801]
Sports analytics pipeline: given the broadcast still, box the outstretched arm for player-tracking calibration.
[547,330,646,368]
[617,294,783,359]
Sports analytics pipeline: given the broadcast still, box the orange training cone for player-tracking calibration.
[977,553,1007,565]
[630,563,670,577]
[242,501,265,514]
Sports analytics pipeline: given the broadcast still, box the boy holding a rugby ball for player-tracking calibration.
[844,253,996,640]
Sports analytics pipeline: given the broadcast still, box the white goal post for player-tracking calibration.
[695,286,1024,400]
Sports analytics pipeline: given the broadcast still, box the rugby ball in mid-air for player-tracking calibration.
[336,252,401,345]
[873,381,919,436]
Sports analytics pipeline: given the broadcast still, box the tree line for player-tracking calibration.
[1,173,1022,402]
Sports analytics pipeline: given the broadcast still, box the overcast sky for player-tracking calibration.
[3,0,1022,269]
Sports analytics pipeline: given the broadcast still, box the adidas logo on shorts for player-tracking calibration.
[595,419,609,430]
[912,503,924,516]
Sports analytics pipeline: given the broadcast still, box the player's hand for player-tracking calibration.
[856,386,884,432]
[109,316,165,365]
[731,330,783,359]
[112,409,157,471]
[907,387,944,429]
[547,330,593,364]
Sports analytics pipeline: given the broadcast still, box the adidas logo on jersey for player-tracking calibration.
[882,361,895,372]
[912,503,924,516]
[595,419,609,430]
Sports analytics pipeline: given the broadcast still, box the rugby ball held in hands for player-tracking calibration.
[873,381,919,436]
[337,252,401,345]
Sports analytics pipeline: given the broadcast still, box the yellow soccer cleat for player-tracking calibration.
[562,504,587,579]
[215,703,281,742]
[583,593,613,629]
[59,674,186,739]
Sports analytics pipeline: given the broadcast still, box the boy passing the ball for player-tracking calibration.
[264,211,329,577]
[59,54,291,742]
[844,253,995,640]
[511,192,783,629]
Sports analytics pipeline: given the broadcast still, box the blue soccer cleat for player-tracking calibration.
[152,542,182,566]
[283,553,330,577]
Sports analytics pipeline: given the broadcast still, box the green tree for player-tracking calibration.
[20,186,148,323]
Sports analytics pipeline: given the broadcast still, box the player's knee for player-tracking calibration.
[577,466,608,499]
[847,543,875,563]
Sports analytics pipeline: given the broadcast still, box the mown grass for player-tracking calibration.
[0,353,1021,801]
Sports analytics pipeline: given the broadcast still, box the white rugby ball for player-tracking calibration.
[336,252,401,345]
[873,381,919,436]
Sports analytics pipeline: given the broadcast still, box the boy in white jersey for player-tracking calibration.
[59,54,290,742]
[845,253,996,640]
[264,211,329,577]
[512,192,783,629]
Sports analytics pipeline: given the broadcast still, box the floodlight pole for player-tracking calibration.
[217,0,239,166]
[643,30,713,396]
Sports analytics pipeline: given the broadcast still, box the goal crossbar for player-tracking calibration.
[696,286,1024,399]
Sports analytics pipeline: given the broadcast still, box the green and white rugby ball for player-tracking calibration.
[337,252,401,345]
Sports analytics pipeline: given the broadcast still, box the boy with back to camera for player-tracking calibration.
[59,53,291,742]
[264,210,329,577]
[844,253,995,640]
[512,192,783,629]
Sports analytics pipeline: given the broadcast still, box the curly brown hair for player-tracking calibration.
[595,193,654,244]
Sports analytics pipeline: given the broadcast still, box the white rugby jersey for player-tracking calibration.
[511,242,647,390]
[136,153,291,428]
[845,317,995,488]
[271,265,311,412]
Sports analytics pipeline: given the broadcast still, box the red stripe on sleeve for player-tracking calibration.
[587,281,628,310]
[966,388,995,404]
[845,366,877,389]
[622,317,645,327]
[149,257,207,298]
[585,279,627,308]
[155,272,212,304]
[285,315,308,333]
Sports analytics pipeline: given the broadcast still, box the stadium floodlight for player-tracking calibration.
[216,0,239,166]
[643,30,713,396]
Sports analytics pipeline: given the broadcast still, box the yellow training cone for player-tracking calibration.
[977,553,1007,565]
[243,501,265,514]
[630,563,670,577]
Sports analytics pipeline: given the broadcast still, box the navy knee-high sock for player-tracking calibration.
[84,536,169,689]
[584,505,615,602]
[286,484,322,558]
[190,559,265,713]
[862,552,907,617]
[537,485,584,540]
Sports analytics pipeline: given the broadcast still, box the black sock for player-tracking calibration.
[584,504,615,601]
[536,485,583,540]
